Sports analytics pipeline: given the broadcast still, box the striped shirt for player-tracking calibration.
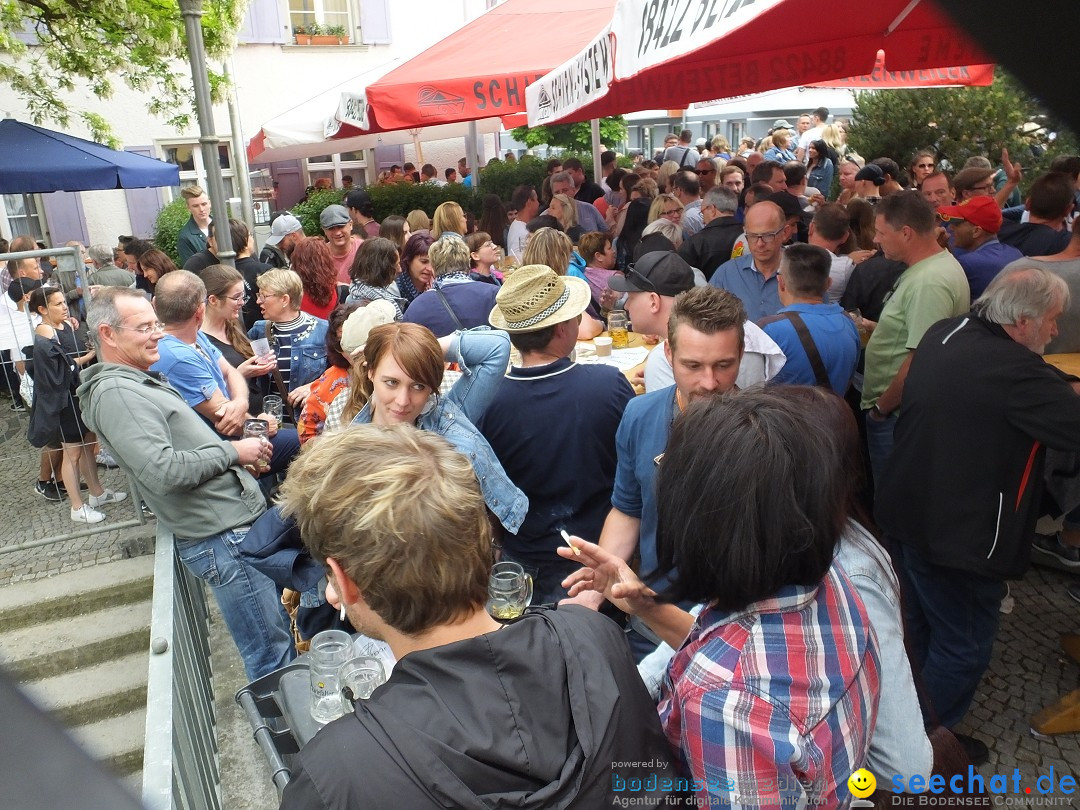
[658,563,879,809]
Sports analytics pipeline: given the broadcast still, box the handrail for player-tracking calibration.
[141,527,220,810]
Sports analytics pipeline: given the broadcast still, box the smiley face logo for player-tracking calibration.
[848,768,876,798]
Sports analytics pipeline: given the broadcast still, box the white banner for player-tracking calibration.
[612,0,783,78]
[331,91,372,135]
[525,26,614,126]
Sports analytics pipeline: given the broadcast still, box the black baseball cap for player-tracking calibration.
[767,191,803,221]
[344,189,375,216]
[609,252,695,297]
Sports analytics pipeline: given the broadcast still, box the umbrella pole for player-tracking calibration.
[590,119,602,185]
[411,130,424,165]
[179,0,235,268]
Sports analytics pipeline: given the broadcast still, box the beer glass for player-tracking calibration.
[486,561,533,620]
[309,629,352,724]
[607,311,629,349]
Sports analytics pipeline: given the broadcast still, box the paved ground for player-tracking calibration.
[0,393,1077,797]
[0,402,155,585]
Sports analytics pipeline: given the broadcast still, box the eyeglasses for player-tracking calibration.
[696,168,716,175]
[226,293,249,303]
[115,322,165,336]
[662,208,683,217]
[745,226,786,245]
[256,292,281,302]
[480,241,497,249]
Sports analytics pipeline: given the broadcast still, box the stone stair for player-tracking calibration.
[0,555,154,786]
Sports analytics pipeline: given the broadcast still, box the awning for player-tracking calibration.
[526,0,990,126]
[331,0,616,138]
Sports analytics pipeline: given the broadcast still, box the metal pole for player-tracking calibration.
[467,120,479,191]
[179,0,235,267]
[590,118,603,184]
[224,58,254,233]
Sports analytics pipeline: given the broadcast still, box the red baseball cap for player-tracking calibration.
[937,196,1003,233]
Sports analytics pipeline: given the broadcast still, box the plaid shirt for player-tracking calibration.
[658,563,879,809]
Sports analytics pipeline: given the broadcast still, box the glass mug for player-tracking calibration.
[262,394,284,431]
[242,418,271,472]
[309,629,352,724]
[340,655,386,707]
[486,561,533,621]
[607,310,629,349]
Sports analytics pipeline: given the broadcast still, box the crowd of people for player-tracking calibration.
[6,105,1080,807]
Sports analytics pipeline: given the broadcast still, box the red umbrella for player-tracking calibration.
[326,0,616,141]
[526,0,989,125]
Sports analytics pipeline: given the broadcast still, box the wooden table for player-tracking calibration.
[1045,353,1080,378]
[578,331,658,391]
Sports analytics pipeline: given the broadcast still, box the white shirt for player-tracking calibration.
[798,125,825,160]
[0,297,39,362]
[828,252,855,304]
[507,219,529,262]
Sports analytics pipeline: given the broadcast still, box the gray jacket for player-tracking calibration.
[78,363,265,539]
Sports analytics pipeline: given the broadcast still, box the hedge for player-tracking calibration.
[153,152,619,247]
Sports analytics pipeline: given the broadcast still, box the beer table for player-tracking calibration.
[1029,353,1080,736]
[576,331,657,392]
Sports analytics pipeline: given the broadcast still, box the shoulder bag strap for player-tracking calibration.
[783,311,831,388]
[434,283,466,332]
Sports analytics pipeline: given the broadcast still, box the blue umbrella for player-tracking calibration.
[0,118,180,193]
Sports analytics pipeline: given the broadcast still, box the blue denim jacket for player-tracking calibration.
[248,316,330,390]
[352,329,528,534]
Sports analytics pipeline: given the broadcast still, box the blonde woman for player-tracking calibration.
[249,268,329,410]
[522,228,603,339]
[406,209,431,233]
[763,128,797,163]
[546,193,583,243]
[647,193,685,226]
[431,201,466,239]
[657,160,680,193]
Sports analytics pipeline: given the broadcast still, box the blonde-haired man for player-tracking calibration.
[277,424,682,809]
[177,185,211,265]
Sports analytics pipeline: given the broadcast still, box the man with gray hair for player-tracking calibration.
[678,186,743,276]
[78,286,292,681]
[876,265,1080,763]
[402,234,499,336]
[87,244,135,288]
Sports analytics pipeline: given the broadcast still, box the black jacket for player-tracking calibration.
[677,217,745,277]
[26,335,75,448]
[876,314,1080,579]
[280,607,685,809]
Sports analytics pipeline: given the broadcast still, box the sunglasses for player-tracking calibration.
[696,168,716,175]
[624,267,657,293]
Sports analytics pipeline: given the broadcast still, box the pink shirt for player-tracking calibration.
[331,237,362,285]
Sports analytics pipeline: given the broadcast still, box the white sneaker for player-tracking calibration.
[71,505,106,524]
[95,449,119,469]
[89,490,128,508]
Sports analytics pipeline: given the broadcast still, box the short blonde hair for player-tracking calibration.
[428,234,471,276]
[256,268,303,309]
[406,209,431,232]
[522,227,573,275]
[279,424,492,635]
[642,218,684,249]
[648,193,684,224]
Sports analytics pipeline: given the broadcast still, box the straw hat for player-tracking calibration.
[341,299,397,356]
[488,264,592,333]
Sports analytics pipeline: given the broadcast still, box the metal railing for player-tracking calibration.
[141,526,221,810]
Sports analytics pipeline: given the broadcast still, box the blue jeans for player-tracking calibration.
[864,410,898,491]
[892,543,1004,729]
[175,526,295,681]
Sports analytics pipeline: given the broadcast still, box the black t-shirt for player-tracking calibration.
[235,256,271,327]
[182,250,218,276]
[575,181,605,205]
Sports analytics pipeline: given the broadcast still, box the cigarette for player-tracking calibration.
[560,529,581,556]
[339,603,347,622]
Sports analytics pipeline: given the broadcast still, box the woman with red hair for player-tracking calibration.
[290,236,344,320]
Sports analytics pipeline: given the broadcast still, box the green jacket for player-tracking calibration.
[78,363,264,539]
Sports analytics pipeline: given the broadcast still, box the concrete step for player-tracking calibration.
[0,555,153,633]
[0,599,152,682]
[69,709,146,777]
[20,652,148,728]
